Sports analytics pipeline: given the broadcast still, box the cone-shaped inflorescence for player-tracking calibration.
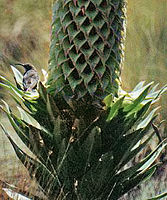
[47,0,127,101]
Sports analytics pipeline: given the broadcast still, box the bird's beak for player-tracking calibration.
[14,63,24,67]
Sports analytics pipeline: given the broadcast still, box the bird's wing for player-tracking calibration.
[23,69,39,91]
[23,69,39,80]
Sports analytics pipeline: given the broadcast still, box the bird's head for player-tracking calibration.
[15,63,34,71]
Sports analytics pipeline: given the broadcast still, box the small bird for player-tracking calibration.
[15,63,39,91]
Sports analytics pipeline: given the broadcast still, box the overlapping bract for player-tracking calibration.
[1,67,167,199]
[47,0,127,100]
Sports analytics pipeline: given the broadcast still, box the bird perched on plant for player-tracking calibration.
[15,63,39,91]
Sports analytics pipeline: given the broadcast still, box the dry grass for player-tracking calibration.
[122,0,167,120]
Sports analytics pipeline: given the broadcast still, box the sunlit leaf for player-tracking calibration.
[10,64,23,89]
[106,96,125,121]
[147,191,167,200]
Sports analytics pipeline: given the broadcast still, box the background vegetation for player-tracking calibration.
[122,0,167,121]
[0,0,167,199]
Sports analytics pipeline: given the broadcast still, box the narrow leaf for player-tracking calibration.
[107,96,125,121]
[124,83,153,112]
[137,107,160,130]
[147,192,167,200]
[10,64,23,89]
[3,188,31,200]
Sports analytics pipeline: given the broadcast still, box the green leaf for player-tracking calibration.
[147,192,167,200]
[17,106,41,129]
[57,139,70,174]
[103,93,113,108]
[38,82,48,102]
[124,82,153,112]
[68,76,82,91]
[3,130,62,196]
[103,165,156,200]
[0,109,49,163]
[114,165,157,199]
[0,82,10,89]
[3,188,31,200]
[147,84,167,102]
[46,94,60,122]
[130,101,152,120]
[62,62,74,80]
[0,75,24,96]
[137,107,160,130]
[0,75,39,100]
[82,126,102,173]
[131,81,145,93]
[2,112,29,145]
[115,146,157,184]
[138,139,167,172]
[106,96,125,121]
[119,132,155,169]
[10,64,23,89]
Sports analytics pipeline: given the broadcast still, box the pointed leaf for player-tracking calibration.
[103,93,113,108]
[131,81,145,93]
[4,131,62,195]
[17,106,42,129]
[110,165,157,200]
[147,192,167,200]
[3,188,31,200]
[124,83,153,112]
[0,75,24,96]
[10,65,23,88]
[137,107,160,130]
[107,96,125,121]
